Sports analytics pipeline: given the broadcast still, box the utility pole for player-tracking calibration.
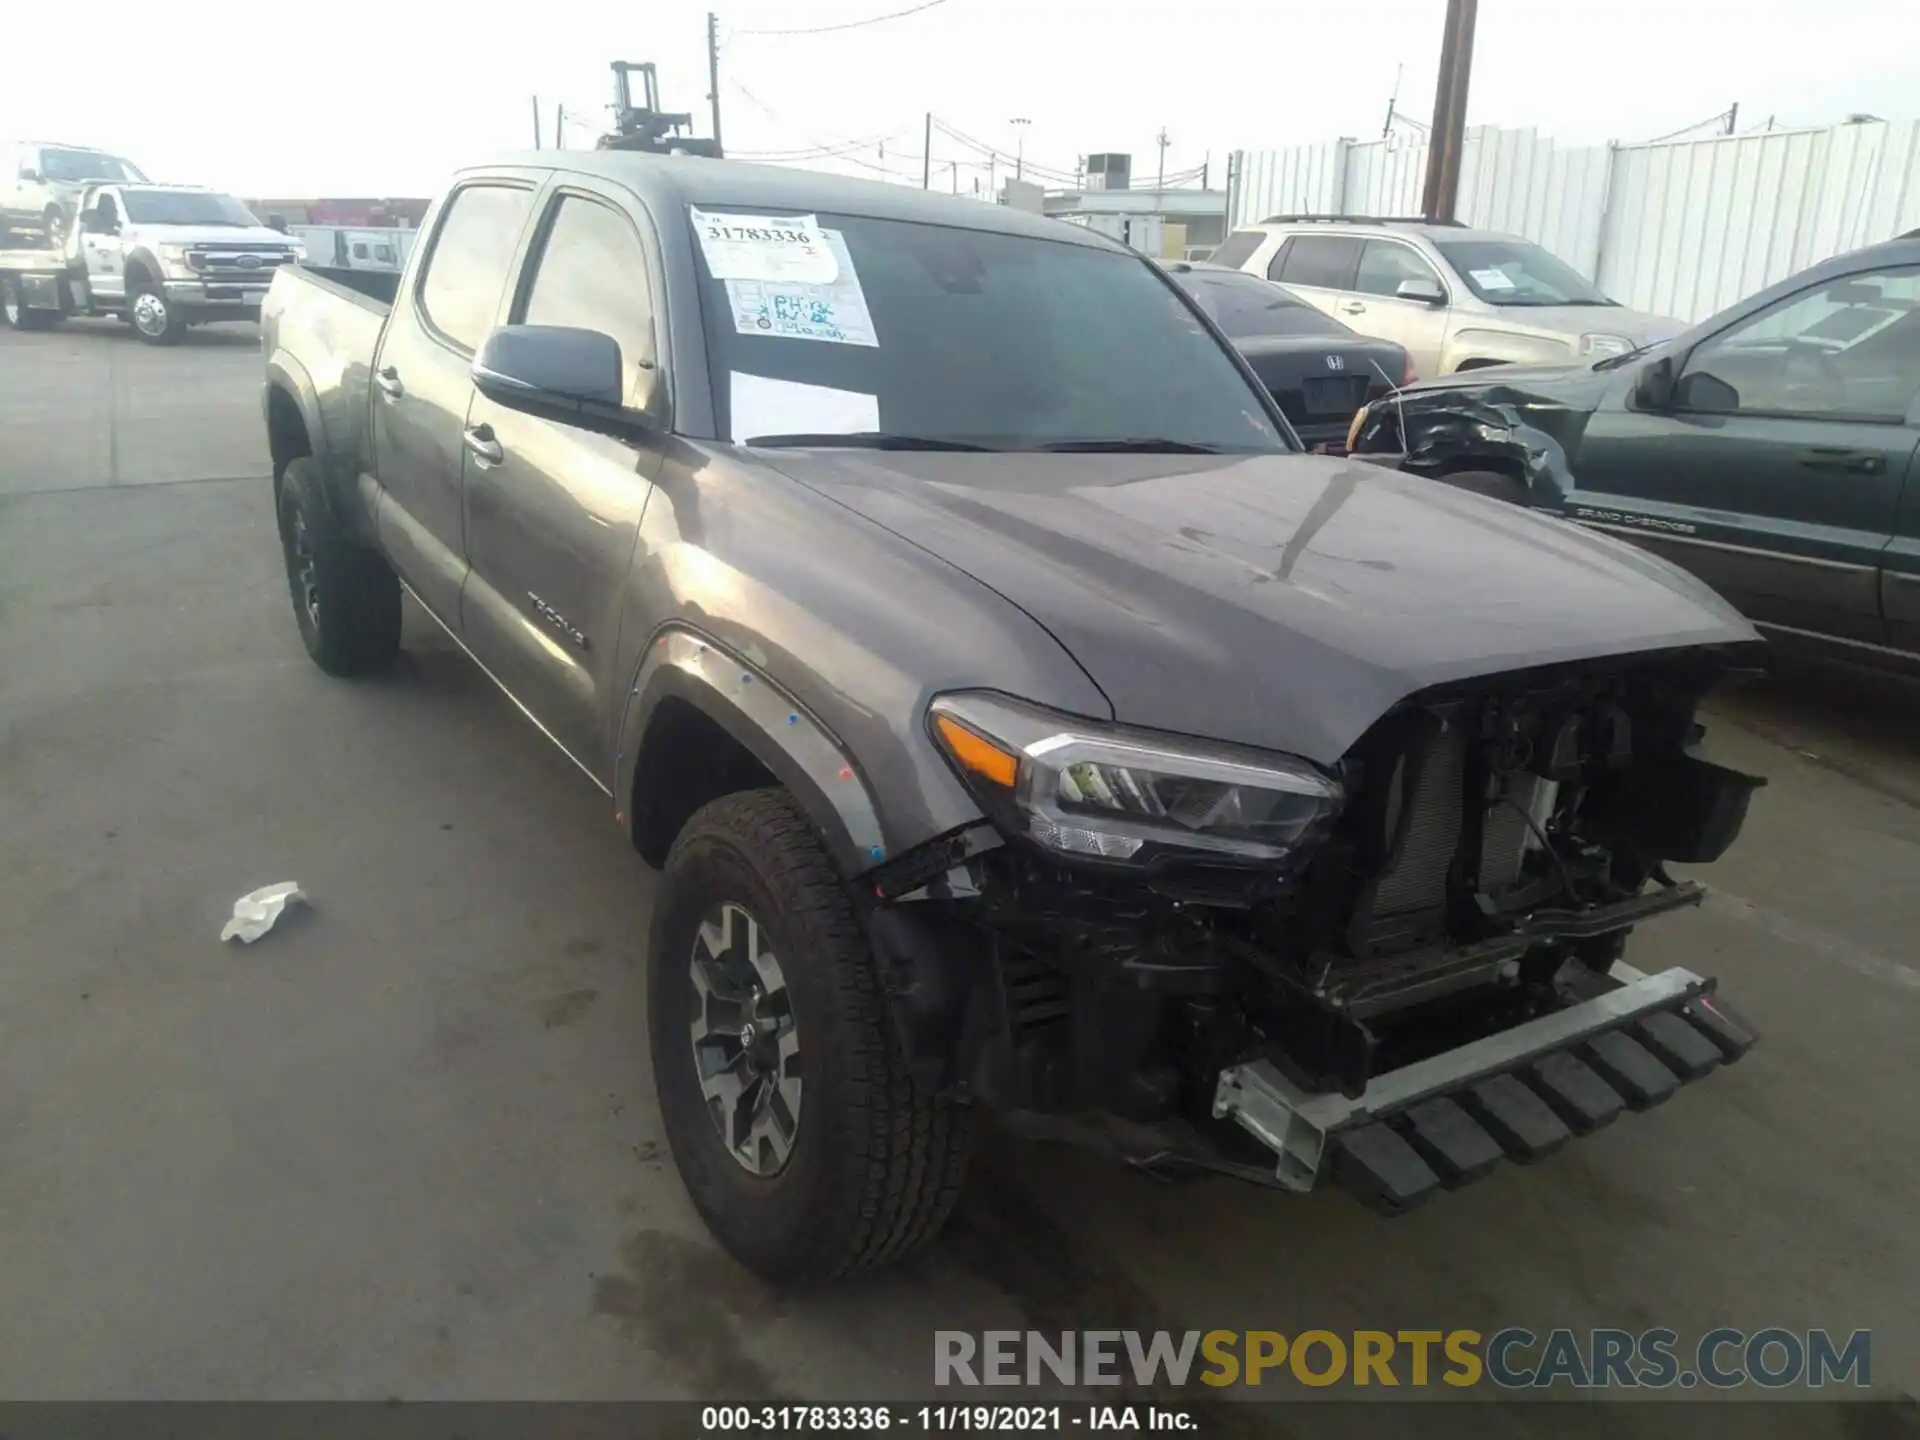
[1155,128,1171,190]
[554,102,565,149]
[707,13,724,152]
[1011,117,1031,181]
[922,112,932,188]
[532,95,543,149]
[1420,0,1478,221]
[1725,101,1739,135]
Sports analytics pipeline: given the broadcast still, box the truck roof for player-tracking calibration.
[466,151,1119,252]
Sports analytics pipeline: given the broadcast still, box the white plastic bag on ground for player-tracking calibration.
[221,882,306,943]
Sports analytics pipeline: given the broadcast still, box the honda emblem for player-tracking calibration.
[1324,354,1346,371]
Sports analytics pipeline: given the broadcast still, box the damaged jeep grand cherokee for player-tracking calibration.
[262,152,1765,1283]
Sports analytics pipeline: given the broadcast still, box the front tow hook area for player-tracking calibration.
[1212,966,1757,1215]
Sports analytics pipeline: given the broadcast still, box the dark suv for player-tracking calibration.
[1352,233,1920,674]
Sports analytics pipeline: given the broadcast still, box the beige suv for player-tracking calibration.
[1211,215,1684,377]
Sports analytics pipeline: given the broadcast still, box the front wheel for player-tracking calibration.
[128,283,186,345]
[650,789,973,1282]
[1439,468,1531,506]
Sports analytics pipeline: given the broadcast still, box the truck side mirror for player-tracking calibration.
[1633,355,1676,411]
[472,325,650,439]
[1395,277,1446,306]
[19,166,41,182]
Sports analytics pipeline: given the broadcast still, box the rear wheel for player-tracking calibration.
[2,277,57,331]
[128,280,186,345]
[275,457,401,676]
[650,789,973,1281]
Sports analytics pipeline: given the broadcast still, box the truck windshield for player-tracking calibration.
[40,149,143,183]
[120,189,260,227]
[695,210,1288,452]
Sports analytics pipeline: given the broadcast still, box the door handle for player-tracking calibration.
[375,367,405,400]
[463,423,504,466]
[1796,447,1884,475]
[1340,301,1366,314]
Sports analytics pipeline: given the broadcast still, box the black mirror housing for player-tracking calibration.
[472,325,647,439]
[1634,355,1676,411]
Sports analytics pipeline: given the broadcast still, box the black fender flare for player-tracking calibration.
[122,246,165,291]
[262,357,374,543]
[613,626,889,881]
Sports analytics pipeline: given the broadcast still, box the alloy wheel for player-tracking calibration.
[688,901,802,1175]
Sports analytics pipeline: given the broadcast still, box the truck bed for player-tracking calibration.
[261,264,393,492]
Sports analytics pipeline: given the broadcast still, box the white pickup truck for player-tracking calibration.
[0,182,304,343]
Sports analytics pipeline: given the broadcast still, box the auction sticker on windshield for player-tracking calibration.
[690,207,838,285]
[724,230,877,346]
[1470,268,1516,290]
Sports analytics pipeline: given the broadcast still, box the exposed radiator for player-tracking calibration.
[1372,719,1468,919]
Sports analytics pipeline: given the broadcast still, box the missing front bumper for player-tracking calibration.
[1212,963,1755,1213]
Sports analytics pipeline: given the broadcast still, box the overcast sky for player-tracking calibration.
[5,0,1914,198]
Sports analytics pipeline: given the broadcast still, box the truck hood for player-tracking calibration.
[757,450,1757,764]
[130,223,293,249]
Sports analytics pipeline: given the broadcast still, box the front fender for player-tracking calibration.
[615,627,889,879]
[1372,382,1593,508]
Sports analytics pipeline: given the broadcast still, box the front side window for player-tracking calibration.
[1171,269,1352,340]
[695,211,1286,452]
[417,184,534,353]
[517,194,659,408]
[119,189,259,227]
[1435,238,1612,307]
[1355,239,1443,299]
[1678,266,1920,421]
[1208,230,1266,270]
[1274,235,1362,290]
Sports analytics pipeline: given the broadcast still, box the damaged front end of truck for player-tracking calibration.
[867,644,1763,1215]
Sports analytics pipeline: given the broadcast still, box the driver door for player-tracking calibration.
[1576,263,1920,647]
[78,189,127,300]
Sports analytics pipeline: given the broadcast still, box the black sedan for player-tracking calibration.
[1165,262,1414,450]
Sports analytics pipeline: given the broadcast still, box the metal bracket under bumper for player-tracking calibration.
[1212,964,1756,1213]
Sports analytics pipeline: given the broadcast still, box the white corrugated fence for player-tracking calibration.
[1228,119,1920,321]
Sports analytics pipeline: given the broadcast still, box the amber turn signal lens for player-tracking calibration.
[934,713,1019,788]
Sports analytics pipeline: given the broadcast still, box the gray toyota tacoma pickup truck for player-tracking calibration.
[261,152,1765,1282]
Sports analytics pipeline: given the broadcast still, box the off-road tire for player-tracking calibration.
[127,278,187,345]
[1439,468,1532,506]
[276,457,401,676]
[650,789,973,1282]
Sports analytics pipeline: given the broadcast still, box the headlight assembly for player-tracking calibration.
[157,243,198,277]
[1578,332,1635,358]
[929,692,1341,867]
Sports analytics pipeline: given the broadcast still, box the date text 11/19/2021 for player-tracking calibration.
[701,1405,1196,1432]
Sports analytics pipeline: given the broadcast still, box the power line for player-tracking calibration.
[726,79,921,179]
[731,0,948,37]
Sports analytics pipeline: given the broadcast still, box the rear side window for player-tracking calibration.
[516,194,660,407]
[1275,235,1361,290]
[1208,230,1266,269]
[418,184,534,352]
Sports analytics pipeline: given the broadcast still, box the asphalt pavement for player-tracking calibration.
[1,322,1915,1434]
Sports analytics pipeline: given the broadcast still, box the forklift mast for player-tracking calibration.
[598,61,723,158]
